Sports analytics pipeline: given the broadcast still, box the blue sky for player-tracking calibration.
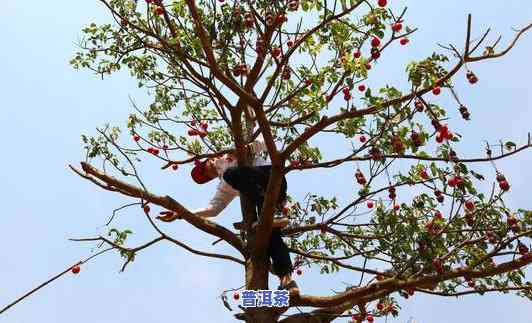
[0,1,531,322]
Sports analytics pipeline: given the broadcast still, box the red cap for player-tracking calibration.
[191,160,214,184]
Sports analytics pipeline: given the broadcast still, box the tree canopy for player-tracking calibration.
[66,1,531,322]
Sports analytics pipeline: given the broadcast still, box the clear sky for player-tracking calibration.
[1,1,531,322]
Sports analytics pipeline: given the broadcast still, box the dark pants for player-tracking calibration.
[223,165,293,276]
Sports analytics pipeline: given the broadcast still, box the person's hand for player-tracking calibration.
[156,211,181,222]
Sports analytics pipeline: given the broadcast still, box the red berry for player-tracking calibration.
[305,79,312,87]
[188,129,197,136]
[133,134,141,142]
[496,174,506,182]
[358,84,366,92]
[287,39,294,48]
[353,50,362,58]
[71,265,81,274]
[342,86,350,95]
[272,47,282,58]
[367,314,374,322]
[172,164,178,171]
[371,48,381,59]
[393,204,400,211]
[371,37,381,48]
[419,169,429,180]
[465,201,475,211]
[377,0,387,7]
[400,37,409,45]
[518,243,529,255]
[432,86,441,95]
[200,122,208,130]
[296,269,303,275]
[499,180,510,191]
[143,205,150,213]
[392,23,403,32]
[151,148,160,155]
[359,135,367,143]
[367,201,374,208]
[233,292,240,300]
[154,6,165,15]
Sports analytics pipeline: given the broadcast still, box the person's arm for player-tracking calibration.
[193,181,238,218]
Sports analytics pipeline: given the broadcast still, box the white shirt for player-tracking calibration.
[193,140,269,218]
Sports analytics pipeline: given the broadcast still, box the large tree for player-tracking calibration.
[65,0,532,322]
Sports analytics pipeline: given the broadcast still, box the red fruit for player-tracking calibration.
[465,201,475,211]
[272,47,282,58]
[290,160,301,168]
[296,269,303,275]
[187,129,197,136]
[496,174,506,182]
[434,211,443,220]
[447,177,457,187]
[432,258,444,273]
[437,195,444,203]
[436,133,444,144]
[366,63,372,70]
[151,148,160,155]
[377,0,387,7]
[162,144,169,150]
[200,122,208,130]
[367,201,374,208]
[432,86,441,95]
[507,216,518,226]
[499,180,510,191]
[367,314,374,322]
[393,204,400,211]
[406,288,415,296]
[415,100,424,112]
[468,281,476,288]
[233,292,240,300]
[353,50,361,58]
[358,84,366,92]
[287,39,294,48]
[154,6,165,15]
[419,169,429,180]
[371,48,381,59]
[400,37,409,45]
[359,135,367,143]
[371,37,381,48]
[288,0,299,11]
[518,243,529,255]
[71,265,81,274]
[282,207,289,216]
[133,134,141,142]
[392,23,403,32]
[275,13,287,25]
[342,86,350,95]
[344,93,352,101]
[143,204,150,214]
[377,303,384,311]
[172,164,178,171]
[304,79,312,87]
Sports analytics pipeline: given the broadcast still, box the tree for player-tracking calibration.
[65,0,532,322]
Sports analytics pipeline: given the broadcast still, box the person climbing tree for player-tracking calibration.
[157,139,299,294]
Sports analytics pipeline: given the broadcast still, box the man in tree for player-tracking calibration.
[159,139,299,294]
